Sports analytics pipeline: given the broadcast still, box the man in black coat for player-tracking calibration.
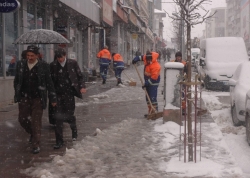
[50,48,86,149]
[14,45,57,154]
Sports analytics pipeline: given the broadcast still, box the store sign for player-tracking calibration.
[131,33,138,39]
[103,0,113,26]
[0,0,20,13]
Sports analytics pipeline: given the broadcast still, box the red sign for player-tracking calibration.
[103,0,113,26]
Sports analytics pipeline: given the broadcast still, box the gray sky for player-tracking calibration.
[161,0,226,41]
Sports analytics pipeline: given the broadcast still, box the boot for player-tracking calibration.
[102,79,106,84]
[144,105,151,118]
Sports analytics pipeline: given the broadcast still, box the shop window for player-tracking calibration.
[27,2,35,30]
[0,13,2,77]
[4,12,18,77]
[37,7,45,29]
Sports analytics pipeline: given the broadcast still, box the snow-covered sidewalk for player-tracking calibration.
[22,63,246,177]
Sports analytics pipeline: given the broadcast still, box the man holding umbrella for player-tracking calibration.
[14,45,57,154]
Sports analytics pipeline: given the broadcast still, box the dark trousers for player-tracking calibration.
[100,65,108,81]
[18,97,43,148]
[114,68,124,80]
[146,85,159,110]
[55,94,76,143]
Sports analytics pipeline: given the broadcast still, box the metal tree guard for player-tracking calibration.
[179,74,205,163]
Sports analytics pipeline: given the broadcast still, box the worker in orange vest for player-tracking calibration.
[171,51,187,115]
[132,51,161,117]
[97,45,111,84]
[112,53,125,85]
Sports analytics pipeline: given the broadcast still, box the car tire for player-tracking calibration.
[231,104,243,126]
[246,114,250,146]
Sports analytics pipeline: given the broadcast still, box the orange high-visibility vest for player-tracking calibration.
[97,49,111,59]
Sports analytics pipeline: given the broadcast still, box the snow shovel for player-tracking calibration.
[123,71,137,86]
[133,64,163,120]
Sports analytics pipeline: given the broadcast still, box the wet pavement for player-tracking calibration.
[0,65,157,178]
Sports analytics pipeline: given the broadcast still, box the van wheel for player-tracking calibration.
[246,114,250,146]
[231,104,242,126]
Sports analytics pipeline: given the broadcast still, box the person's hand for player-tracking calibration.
[80,88,87,93]
[142,85,146,90]
[51,102,57,107]
[132,56,140,64]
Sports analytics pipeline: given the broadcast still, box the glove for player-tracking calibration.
[132,56,140,64]
[142,85,146,90]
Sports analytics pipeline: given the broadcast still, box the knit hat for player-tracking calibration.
[26,45,39,55]
[175,51,182,57]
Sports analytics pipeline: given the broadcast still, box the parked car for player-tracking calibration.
[228,61,250,126]
[199,37,248,91]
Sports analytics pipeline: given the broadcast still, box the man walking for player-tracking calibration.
[112,53,125,85]
[14,45,57,154]
[97,45,111,84]
[50,48,86,149]
[132,51,161,117]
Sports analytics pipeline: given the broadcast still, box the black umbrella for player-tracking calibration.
[14,29,70,44]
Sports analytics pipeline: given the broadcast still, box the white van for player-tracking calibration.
[199,37,248,91]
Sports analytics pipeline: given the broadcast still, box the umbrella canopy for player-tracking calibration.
[14,29,70,44]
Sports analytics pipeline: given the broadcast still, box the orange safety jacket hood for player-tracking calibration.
[113,53,123,62]
[97,49,111,60]
[142,52,161,81]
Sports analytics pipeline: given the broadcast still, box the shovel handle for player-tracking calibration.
[133,64,157,113]
[123,71,134,82]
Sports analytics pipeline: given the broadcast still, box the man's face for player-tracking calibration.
[176,56,182,62]
[27,52,38,64]
[57,55,66,63]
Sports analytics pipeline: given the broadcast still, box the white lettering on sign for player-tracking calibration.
[0,2,15,7]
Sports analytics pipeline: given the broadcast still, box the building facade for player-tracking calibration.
[0,0,156,106]
[205,7,226,38]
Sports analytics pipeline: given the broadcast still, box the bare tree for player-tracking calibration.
[166,0,216,162]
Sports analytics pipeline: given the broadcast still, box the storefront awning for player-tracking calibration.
[59,0,100,24]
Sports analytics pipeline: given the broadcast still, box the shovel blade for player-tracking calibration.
[147,112,163,120]
[129,81,136,86]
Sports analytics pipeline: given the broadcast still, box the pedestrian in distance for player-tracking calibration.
[166,48,171,62]
[13,45,57,154]
[162,48,167,62]
[7,55,16,76]
[97,45,112,84]
[112,53,125,86]
[50,48,86,149]
[135,48,141,57]
[132,51,161,118]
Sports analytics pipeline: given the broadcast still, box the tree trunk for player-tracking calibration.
[187,16,193,162]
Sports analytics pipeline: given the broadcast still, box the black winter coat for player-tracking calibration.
[50,59,85,99]
[14,59,57,109]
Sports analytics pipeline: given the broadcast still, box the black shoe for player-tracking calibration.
[144,114,148,118]
[102,80,106,84]
[54,142,64,149]
[72,130,78,141]
[29,135,32,144]
[32,147,40,154]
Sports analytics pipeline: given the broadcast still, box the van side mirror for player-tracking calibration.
[199,58,205,66]
[228,78,237,87]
